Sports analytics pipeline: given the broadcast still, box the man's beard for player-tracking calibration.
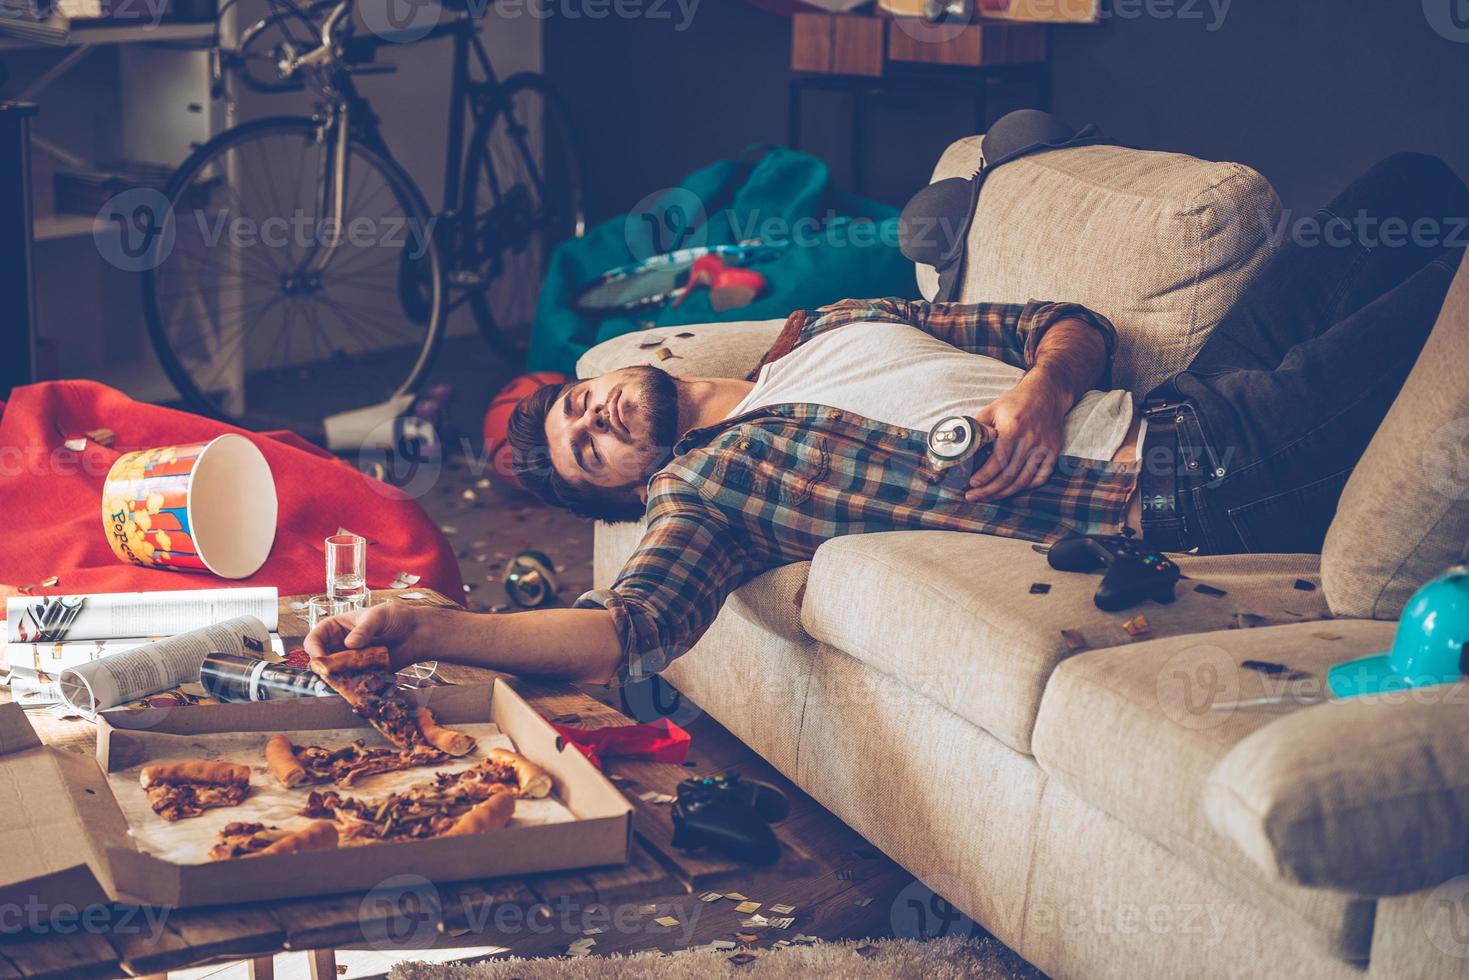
[630,365,681,479]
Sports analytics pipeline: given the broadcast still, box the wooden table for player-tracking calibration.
[0,589,905,980]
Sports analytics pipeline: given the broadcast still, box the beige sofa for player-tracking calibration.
[580,137,1469,979]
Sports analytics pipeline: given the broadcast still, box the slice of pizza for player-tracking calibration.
[140,760,251,822]
[209,820,338,860]
[301,774,517,845]
[265,734,449,789]
[308,648,478,754]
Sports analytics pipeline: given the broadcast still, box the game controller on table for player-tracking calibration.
[670,773,790,865]
[1047,527,1180,611]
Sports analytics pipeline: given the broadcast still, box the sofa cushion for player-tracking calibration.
[1322,248,1469,619]
[921,137,1280,396]
[800,531,1331,754]
[1205,679,1469,897]
[576,318,785,381]
[662,596,819,779]
[1031,621,1398,961]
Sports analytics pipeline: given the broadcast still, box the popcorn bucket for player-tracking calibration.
[101,434,278,579]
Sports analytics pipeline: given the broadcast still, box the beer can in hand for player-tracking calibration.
[927,416,994,468]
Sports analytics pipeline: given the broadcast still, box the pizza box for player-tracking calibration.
[0,680,633,911]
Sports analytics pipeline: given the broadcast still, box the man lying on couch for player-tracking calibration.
[308,153,1467,685]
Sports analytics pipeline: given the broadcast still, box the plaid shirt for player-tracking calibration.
[577,298,1141,682]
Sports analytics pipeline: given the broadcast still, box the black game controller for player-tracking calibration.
[670,773,790,865]
[1047,527,1179,611]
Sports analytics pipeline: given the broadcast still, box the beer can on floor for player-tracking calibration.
[505,549,558,608]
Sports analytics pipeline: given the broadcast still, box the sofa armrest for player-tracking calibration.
[575,319,787,381]
[1203,683,1469,897]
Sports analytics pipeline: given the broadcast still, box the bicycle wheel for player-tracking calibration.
[462,73,585,361]
[141,116,444,436]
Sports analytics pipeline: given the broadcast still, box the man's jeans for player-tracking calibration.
[1142,153,1469,554]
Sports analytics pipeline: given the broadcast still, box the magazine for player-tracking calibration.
[3,588,280,714]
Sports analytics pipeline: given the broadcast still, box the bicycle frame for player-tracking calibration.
[275,1,513,281]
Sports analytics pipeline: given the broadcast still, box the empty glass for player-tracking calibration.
[306,594,354,630]
[324,533,369,611]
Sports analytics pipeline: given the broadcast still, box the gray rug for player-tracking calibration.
[390,936,1028,979]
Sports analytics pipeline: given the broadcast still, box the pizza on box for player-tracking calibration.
[299,751,549,845]
[209,820,338,860]
[140,761,251,822]
[264,734,451,789]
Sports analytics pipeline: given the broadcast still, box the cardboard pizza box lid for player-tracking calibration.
[0,703,117,921]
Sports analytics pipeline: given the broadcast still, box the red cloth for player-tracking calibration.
[0,381,463,602]
[548,718,692,770]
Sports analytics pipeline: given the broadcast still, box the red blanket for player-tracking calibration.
[0,381,463,603]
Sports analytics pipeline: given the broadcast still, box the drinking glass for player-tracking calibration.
[306,594,353,630]
[324,533,369,610]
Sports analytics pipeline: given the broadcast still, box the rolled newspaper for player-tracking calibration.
[57,615,272,716]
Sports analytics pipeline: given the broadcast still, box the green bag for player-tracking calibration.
[527,145,920,374]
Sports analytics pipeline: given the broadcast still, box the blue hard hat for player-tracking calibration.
[1327,565,1469,698]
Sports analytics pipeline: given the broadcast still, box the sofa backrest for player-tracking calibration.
[1322,248,1469,619]
[920,136,1281,396]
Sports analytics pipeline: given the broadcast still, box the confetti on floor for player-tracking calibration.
[729,953,757,966]
[1293,579,1317,591]
[1060,629,1088,652]
[1029,583,1051,595]
[855,897,874,908]
[1121,615,1151,639]
[734,901,761,914]
[741,915,770,928]
[654,916,681,927]
[1193,583,1228,597]
[770,917,795,929]
[724,892,748,901]
[769,903,796,915]
[700,892,724,903]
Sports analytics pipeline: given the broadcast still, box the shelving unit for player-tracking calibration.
[7,17,230,402]
[0,21,215,51]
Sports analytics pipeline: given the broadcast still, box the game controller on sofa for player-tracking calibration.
[671,773,790,865]
[1047,527,1180,611]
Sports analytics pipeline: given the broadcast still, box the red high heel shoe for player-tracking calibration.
[672,253,767,311]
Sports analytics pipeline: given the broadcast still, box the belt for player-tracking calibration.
[1138,401,1194,552]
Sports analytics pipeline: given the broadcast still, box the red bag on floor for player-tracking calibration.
[549,718,692,770]
[0,381,463,601]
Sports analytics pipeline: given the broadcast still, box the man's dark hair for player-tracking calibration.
[506,382,648,524]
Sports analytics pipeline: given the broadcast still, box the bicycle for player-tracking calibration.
[140,0,584,436]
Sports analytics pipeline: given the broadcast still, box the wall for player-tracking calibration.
[545,2,1469,216]
[1048,1,1469,211]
